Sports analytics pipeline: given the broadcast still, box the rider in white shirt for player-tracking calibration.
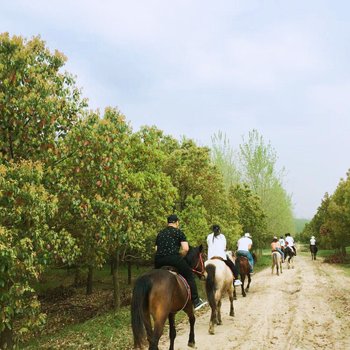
[237,233,254,272]
[207,225,242,286]
[285,233,296,255]
[310,236,316,245]
[279,236,285,248]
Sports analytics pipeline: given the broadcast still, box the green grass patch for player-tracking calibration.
[22,308,133,350]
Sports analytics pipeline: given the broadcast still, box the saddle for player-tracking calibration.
[161,265,179,273]
[210,256,225,261]
[160,266,191,302]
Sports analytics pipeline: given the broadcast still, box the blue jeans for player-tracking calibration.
[237,250,254,272]
[276,248,284,260]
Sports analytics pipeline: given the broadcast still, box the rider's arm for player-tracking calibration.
[180,241,189,256]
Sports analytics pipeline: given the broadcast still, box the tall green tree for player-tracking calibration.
[229,183,266,250]
[211,131,240,189]
[0,161,78,348]
[302,193,332,249]
[0,33,87,164]
[237,129,294,236]
[325,171,350,254]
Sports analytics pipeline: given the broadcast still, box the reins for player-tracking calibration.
[191,252,205,277]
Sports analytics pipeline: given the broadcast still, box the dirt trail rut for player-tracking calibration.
[160,255,350,350]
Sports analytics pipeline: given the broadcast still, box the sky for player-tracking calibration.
[2,0,350,219]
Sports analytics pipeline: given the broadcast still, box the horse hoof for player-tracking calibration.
[188,341,196,347]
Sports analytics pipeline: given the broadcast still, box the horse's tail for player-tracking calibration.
[205,263,217,310]
[131,274,152,348]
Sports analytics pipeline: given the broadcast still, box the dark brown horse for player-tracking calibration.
[131,245,205,350]
[236,253,257,297]
[310,245,318,260]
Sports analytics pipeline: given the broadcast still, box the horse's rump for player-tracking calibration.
[310,245,318,253]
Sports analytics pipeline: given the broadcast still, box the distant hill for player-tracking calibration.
[294,218,310,233]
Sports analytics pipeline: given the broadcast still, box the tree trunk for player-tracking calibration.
[74,267,84,287]
[0,324,14,349]
[112,251,120,310]
[86,265,94,295]
[341,246,347,256]
[127,261,132,285]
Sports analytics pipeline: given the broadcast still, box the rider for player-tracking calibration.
[237,233,254,273]
[279,235,285,249]
[271,236,284,262]
[310,235,316,246]
[154,214,207,311]
[285,233,297,255]
[206,224,242,286]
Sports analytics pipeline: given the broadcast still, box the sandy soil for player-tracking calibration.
[159,254,350,350]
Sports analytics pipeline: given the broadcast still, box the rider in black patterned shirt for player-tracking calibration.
[155,214,207,311]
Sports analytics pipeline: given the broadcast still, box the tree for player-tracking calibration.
[211,131,240,189]
[0,161,78,348]
[237,129,294,236]
[229,183,266,250]
[325,171,350,254]
[164,139,228,227]
[0,33,87,164]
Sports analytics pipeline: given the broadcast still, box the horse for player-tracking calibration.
[284,246,295,269]
[310,245,318,260]
[131,245,205,350]
[204,257,235,335]
[236,252,257,297]
[271,251,282,275]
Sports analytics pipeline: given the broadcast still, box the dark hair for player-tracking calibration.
[167,214,179,223]
[212,225,221,235]
[212,225,221,242]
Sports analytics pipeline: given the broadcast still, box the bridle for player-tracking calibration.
[191,251,205,277]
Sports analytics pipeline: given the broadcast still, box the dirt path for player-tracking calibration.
[159,255,350,350]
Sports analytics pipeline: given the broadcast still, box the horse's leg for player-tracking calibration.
[208,299,217,334]
[184,304,196,347]
[233,285,237,300]
[217,298,222,325]
[246,273,251,292]
[168,313,176,350]
[228,286,234,317]
[149,313,167,350]
[240,274,246,297]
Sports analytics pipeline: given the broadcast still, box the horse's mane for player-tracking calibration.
[184,245,203,265]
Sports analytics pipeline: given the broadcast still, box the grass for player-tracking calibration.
[23,308,133,350]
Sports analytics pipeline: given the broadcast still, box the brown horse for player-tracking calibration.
[131,245,205,350]
[204,258,235,335]
[236,253,257,297]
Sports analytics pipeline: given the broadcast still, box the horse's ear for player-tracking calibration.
[199,244,203,252]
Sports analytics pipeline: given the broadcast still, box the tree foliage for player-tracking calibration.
[0,161,79,347]
[303,171,350,254]
[0,33,87,164]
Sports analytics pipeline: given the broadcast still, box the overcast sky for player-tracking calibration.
[2,0,350,218]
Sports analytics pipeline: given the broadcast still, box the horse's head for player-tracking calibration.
[185,244,205,279]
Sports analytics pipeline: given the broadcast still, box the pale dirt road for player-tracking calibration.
[159,254,350,350]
